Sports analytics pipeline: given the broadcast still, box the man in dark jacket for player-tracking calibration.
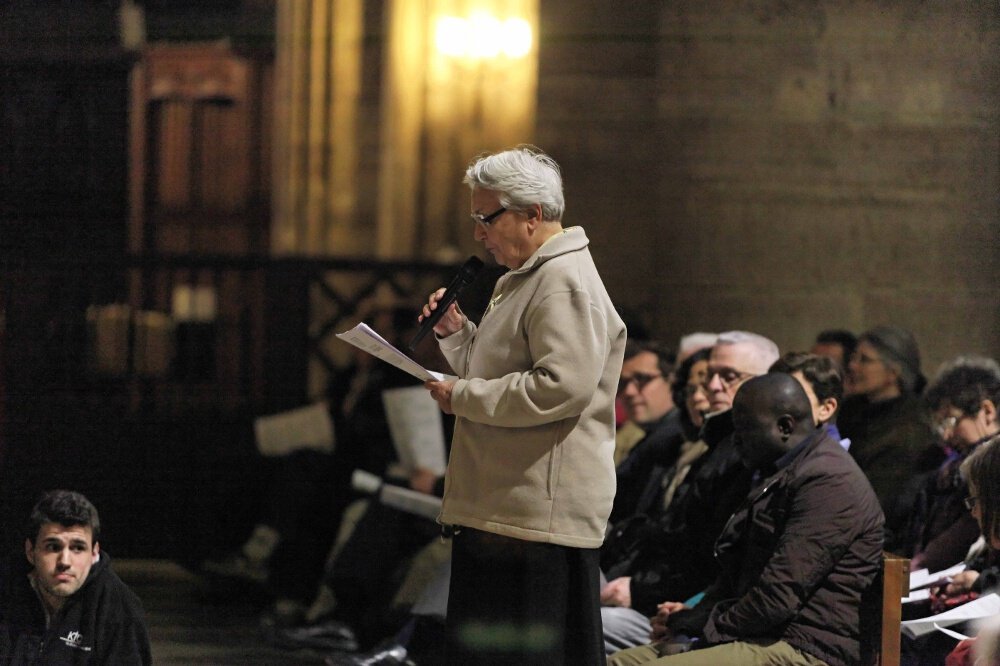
[0,490,152,665]
[600,332,776,653]
[609,373,884,666]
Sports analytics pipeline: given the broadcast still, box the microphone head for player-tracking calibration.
[457,256,484,282]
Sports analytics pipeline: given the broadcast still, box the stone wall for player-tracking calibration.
[536,1,999,371]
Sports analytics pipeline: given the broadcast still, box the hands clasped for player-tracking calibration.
[650,601,688,641]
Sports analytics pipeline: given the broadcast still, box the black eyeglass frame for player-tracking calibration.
[471,206,507,226]
[702,368,755,388]
[617,372,663,395]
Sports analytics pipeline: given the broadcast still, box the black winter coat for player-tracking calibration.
[669,431,885,666]
[602,410,755,615]
[0,552,152,665]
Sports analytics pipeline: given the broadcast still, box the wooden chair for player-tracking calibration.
[862,551,910,666]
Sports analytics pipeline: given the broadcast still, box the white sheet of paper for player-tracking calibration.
[382,385,447,476]
[254,402,335,457]
[934,623,971,641]
[336,323,450,382]
[903,589,931,604]
[900,593,1000,639]
[909,562,967,590]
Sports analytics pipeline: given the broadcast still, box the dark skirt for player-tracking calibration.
[446,527,606,666]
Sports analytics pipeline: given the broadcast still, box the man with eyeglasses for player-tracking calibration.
[610,340,683,525]
[608,374,884,666]
[900,355,1000,573]
[600,331,779,656]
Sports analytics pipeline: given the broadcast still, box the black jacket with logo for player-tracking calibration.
[0,552,151,665]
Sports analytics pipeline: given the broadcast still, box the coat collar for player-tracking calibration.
[507,226,589,275]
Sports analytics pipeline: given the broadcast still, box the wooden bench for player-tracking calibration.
[862,551,910,666]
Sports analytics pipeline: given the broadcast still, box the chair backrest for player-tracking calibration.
[861,551,910,666]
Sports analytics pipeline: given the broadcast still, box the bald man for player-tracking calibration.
[610,374,884,666]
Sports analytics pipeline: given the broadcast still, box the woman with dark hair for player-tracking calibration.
[933,435,1000,666]
[671,348,712,442]
[838,325,943,549]
[904,356,1000,572]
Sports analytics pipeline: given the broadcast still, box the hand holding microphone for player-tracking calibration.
[408,256,484,351]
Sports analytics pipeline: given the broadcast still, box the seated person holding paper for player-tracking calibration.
[904,432,1000,666]
[265,382,455,657]
[904,356,1000,572]
[609,374,884,666]
[203,305,425,625]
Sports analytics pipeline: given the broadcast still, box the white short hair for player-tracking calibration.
[715,331,780,375]
[463,145,565,222]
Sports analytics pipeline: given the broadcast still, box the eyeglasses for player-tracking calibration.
[618,372,662,395]
[703,368,754,388]
[964,495,980,511]
[471,207,507,227]
[933,415,961,437]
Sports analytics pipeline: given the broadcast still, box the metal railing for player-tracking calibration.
[0,253,474,419]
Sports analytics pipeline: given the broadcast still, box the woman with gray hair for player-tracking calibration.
[838,325,943,551]
[421,145,627,665]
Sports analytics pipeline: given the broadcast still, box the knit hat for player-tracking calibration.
[860,325,925,394]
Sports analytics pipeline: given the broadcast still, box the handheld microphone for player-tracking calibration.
[408,256,484,351]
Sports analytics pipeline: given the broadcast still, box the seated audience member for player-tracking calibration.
[609,374,884,666]
[599,332,777,654]
[769,352,849,449]
[203,305,427,625]
[323,558,452,666]
[906,433,1000,666]
[905,356,1000,572]
[838,325,943,550]
[264,390,454,655]
[0,490,152,665]
[611,340,683,524]
[659,348,713,498]
[262,463,450,656]
[810,329,857,374]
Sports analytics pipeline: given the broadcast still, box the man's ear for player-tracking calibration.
[817,398,838,424]
[25,538,34,566]
[981,399,997,426]
[93,541,100,557]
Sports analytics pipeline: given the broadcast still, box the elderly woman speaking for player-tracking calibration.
[422,146,626,665]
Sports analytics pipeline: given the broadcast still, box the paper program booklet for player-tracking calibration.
[904,562,967,604]
[336,323,452,382]
[254,402,335,457]
[900,593,1000,639]
[382,385,448,476]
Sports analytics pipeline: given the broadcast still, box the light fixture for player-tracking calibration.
[435,12,532,59]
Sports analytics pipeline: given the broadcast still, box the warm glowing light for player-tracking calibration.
[435,17,468,57]
[502,19,532,58]
[435,13,532,59]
